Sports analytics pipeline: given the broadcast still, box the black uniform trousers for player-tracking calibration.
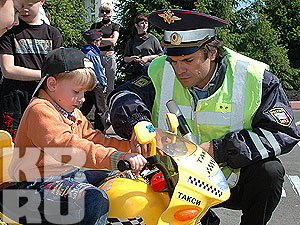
[80,83,108,132]
[215,157,285,225]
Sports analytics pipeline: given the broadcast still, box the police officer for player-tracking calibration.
[108,9,300,225]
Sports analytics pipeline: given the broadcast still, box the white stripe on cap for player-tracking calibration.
[164,28,215,43]
[32,75,48,97]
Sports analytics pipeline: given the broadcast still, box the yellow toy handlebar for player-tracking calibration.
[134,121,157,156]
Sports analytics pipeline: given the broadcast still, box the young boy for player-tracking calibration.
[8,47,147,224]
[0,0,63,141]
[81,29,108,132]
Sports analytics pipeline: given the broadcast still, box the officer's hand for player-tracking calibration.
[130,129,152,157]
[199,141,214,158]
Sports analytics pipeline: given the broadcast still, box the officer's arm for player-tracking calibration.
[108,76,155,140]
[212,70,300,168]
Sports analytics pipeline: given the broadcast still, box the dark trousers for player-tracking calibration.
[215,157,285,225]
[100,54,116,96]
[0,80,36,141]
[80,83,108,132]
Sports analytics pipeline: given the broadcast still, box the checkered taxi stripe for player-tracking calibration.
[207,158,216,174]
[188,175,222,197]
[107,216,145,225]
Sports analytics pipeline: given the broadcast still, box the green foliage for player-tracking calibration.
[262,0,300,69]
[232,0,299,89]
[111,0,299,89]
[43,0,95,49]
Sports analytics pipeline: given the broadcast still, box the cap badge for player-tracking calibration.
[158,9,182,24]
[170,32,182,45]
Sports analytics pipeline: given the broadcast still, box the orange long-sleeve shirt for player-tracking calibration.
[9,89,131,181]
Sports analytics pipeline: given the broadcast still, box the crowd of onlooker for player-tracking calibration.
[0,0,164,139]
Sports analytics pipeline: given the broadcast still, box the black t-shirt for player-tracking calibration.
[0,19,63,70]
[0,19,63,90]
[90,21,119,51]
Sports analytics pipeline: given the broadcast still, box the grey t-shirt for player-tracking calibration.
[124,33,163,66]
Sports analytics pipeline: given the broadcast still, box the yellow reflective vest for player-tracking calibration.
[148,47,269,188]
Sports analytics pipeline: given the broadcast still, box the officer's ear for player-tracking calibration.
[209,49,217,61]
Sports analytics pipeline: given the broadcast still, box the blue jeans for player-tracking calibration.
[17,169,112,224]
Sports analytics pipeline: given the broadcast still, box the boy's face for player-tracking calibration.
[19,0,44,24]
[48,77,86,113]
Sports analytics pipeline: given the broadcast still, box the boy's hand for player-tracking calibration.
[123,153,147,172]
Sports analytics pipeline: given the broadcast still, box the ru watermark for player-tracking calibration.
[1,146,90,224]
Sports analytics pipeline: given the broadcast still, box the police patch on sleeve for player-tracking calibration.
[269,108,292,127]
[132,77,150,87]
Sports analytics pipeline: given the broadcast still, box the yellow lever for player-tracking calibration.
[134,121,157,156]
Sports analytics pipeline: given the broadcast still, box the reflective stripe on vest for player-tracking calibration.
[157,59,177,131]
[149,48,269,188]
[156,60,252,136]
[158,60,249,188]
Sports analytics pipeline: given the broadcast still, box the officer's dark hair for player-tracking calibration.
[202,39,226,63]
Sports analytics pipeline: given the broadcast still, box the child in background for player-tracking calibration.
[81,29,109,132]
[0,0,63,140]
[9,47,147,224]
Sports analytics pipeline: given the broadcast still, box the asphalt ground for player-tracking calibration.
[214,110,300,225]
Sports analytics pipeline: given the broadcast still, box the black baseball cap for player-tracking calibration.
[32,47,94,97]
[148,9,229,56]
